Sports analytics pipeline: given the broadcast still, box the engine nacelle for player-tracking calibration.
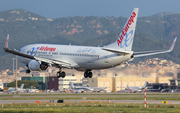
[28,60,48,71]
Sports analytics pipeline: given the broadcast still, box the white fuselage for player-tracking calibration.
[18,44,133,71]
[5,88,25,93]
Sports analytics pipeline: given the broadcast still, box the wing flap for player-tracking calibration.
[102,48,133,55]
[34,56,71,68]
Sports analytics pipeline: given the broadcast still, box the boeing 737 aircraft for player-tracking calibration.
[87,84,108,92]
[4,8,177,78]
[5,84,25,94]
[69,82,93,93]
[125,81,148,93]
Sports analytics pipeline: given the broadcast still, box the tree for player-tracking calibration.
[7,80,39,89]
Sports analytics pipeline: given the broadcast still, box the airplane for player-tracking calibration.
[125,81,148,93]
[146,87,161,92]
[3,8,177,79]
[69,82,93,93]
[69,86,84,93]
[87,84,108,92]
[5,84,25,94]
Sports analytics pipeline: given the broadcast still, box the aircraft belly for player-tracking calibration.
[77,55,132,69]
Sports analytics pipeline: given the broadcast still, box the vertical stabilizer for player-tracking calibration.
[20,84,24,89]
[106,8,139,51]
[87,84,90,87]
[4,34,9,48]
[69,82,75,89]
[126,85,130,90]
[142,81,148,89]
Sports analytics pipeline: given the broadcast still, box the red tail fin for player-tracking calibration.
[4,34,9,48]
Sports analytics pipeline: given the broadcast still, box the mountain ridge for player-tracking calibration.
[0,9,180,71]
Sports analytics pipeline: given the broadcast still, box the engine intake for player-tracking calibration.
[28,60,48,71]
[131,53,134,59]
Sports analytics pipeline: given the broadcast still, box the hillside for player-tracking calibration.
[0,9,180,71]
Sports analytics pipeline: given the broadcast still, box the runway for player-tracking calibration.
[0,92,180,104]
[0,100,180,104]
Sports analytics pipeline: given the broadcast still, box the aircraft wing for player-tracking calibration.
[134,37,177,57]
[102,48,133,55]
[3,35,72,69]
[34,56,72,68]
[4,47,72,68]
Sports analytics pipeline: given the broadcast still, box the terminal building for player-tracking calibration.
[88,76,172,92]
[58,76,77,91]
[0,79,3,91]
[21,76,58,90]
[168,73,180,89]
[18,71,173,92]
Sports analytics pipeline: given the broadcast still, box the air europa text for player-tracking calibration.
[39,46,56,52]
[117,12,136,46]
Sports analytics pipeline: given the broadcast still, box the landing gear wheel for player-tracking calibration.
[88,72,92,78]
[57,71,66,78]
[57,71,61,78]
[26,69,30,73]
[84,71,93,78]
[62,71,66,78]
[84,72,88,78]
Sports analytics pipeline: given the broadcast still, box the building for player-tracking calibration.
[88,76,172,92]
[147,83,168,90]
[21,76,59,90]
[169,72,180,89]
[58,76,77,91]
[21,77,44,89]
[49,76,58,90]
[88,77,113,91]
[20,75,80,91]
[0,79,3,90]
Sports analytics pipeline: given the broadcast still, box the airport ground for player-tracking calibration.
[1,103,180,113]
[1,92,180,112]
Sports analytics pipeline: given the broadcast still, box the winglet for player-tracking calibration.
[4,34,9,48]
[169,37,177,52]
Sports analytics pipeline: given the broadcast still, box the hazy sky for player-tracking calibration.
[0,0,180,18]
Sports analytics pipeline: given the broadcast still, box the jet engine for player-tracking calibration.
[28,60,48,71]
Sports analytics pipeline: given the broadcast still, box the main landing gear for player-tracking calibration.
[57,68,66,78]
[26,69,31,73]
[84,70,93,78]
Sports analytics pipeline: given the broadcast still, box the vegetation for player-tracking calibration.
[0,103,180,113]
[7,80,39,89]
